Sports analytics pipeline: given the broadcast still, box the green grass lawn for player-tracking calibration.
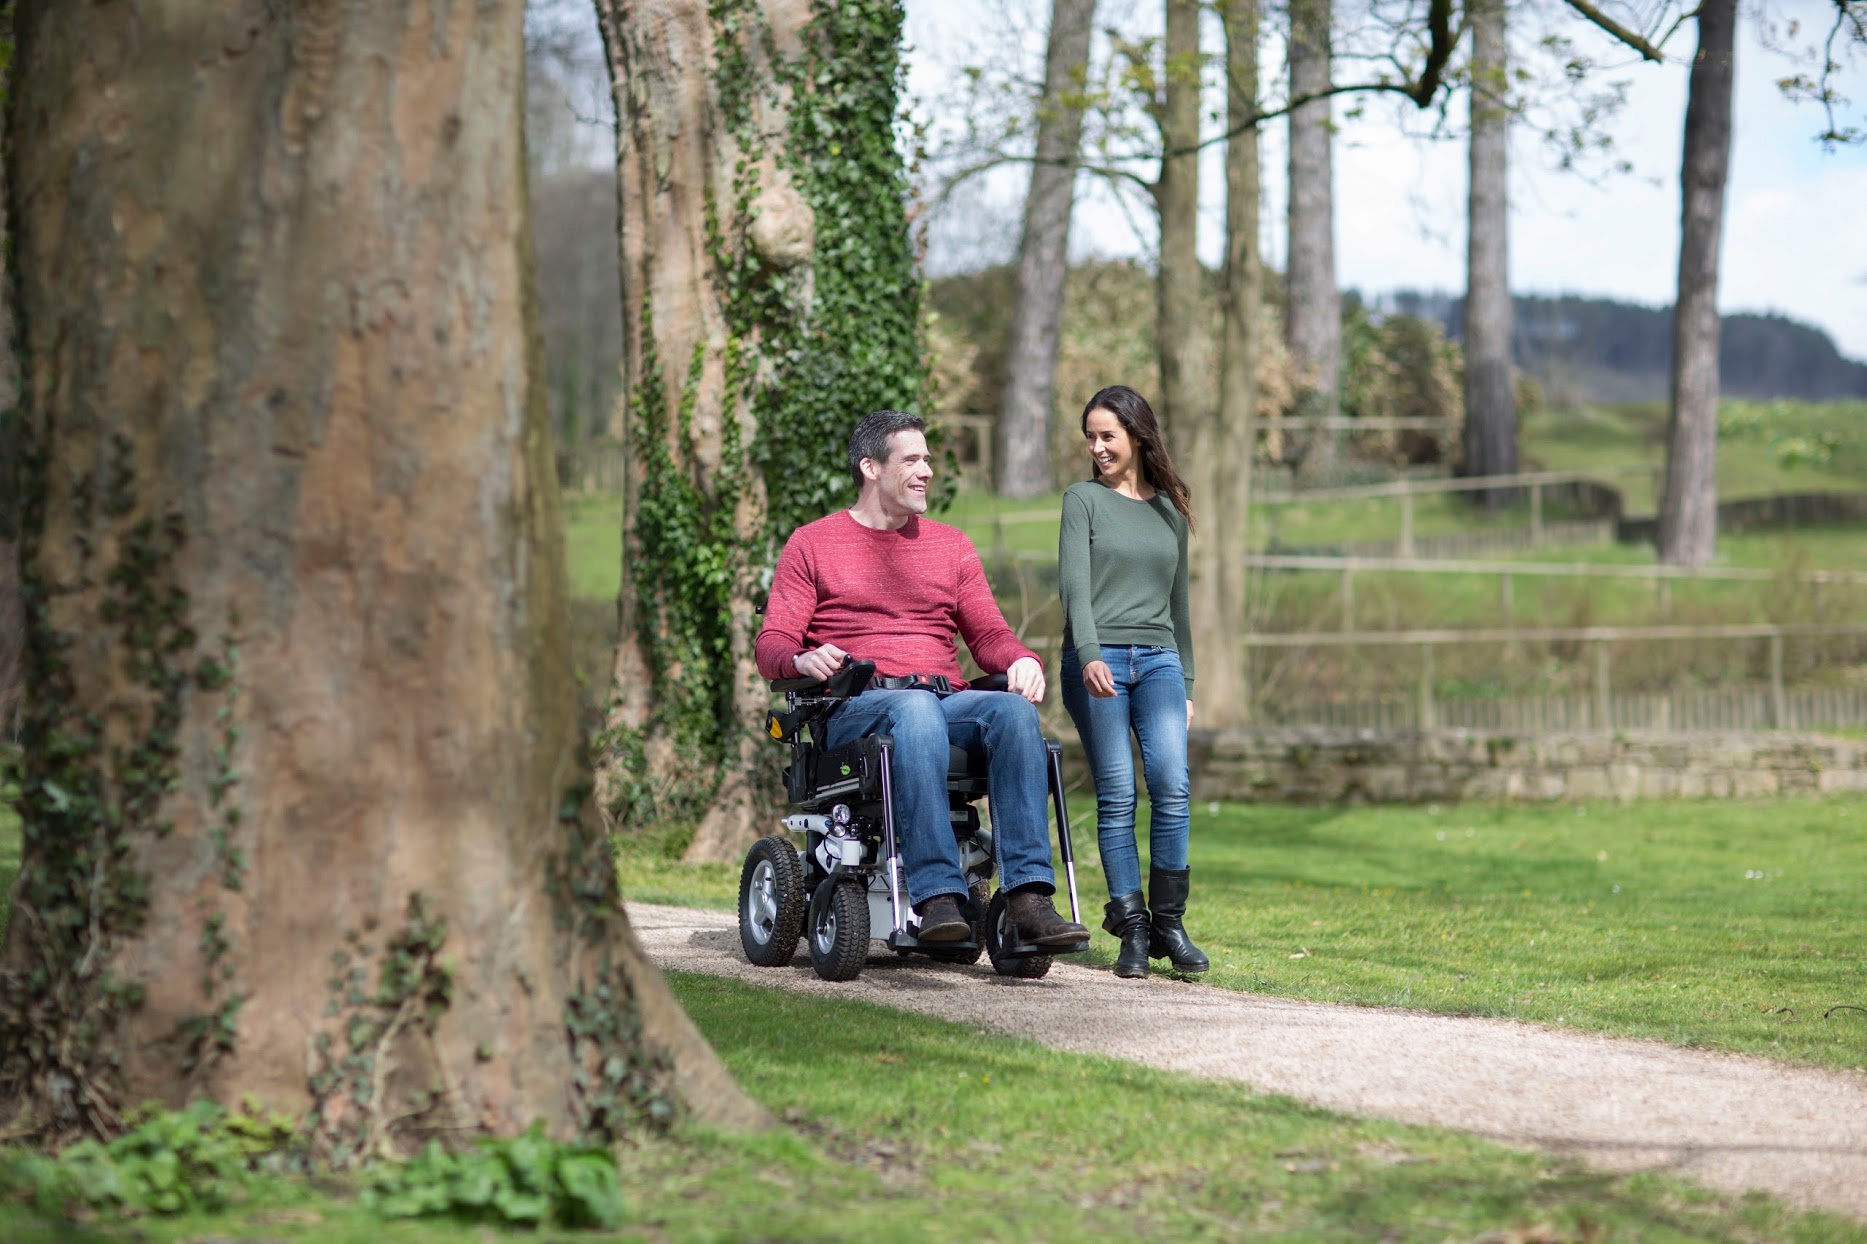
[6,789,1865,1238]
[1525,401,1867,513]
[564,491,625,602]
[5,971,1860,1241]
[618,794,1867,1072]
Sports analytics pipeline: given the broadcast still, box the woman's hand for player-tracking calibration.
[1082,659,1116,698]
[1186,700,1195,727]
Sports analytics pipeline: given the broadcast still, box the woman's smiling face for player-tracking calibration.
[1084,407,1134,480]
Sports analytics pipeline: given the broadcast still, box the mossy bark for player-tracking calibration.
[0,0,760,1147]
[593,0,810,862]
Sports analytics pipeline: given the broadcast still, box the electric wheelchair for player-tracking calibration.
[737,658,1091,982]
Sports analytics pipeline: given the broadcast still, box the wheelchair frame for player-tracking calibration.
[738,659,1090,981]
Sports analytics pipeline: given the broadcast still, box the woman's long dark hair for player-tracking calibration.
[1081,385,1195,531]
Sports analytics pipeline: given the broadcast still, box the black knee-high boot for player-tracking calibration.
[1147,867,1209,974]
[1101,891,1151,979]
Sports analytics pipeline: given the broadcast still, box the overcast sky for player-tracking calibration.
[902,0,1867,361]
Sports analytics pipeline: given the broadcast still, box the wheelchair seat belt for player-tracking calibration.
[868,673,956,696]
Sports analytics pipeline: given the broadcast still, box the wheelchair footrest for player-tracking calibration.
[885,929,979,954]
[996,936,1089,958]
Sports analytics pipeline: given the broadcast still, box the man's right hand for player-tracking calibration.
[793,643,850,682]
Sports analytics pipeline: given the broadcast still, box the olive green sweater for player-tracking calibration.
[1057,480,1195,694]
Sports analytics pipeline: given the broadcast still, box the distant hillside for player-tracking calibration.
[1382,291,1867,404]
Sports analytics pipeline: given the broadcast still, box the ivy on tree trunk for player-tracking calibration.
[596,0,923,861]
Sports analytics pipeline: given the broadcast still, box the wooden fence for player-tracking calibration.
[1265,684,1867,733]
[1241,623,1867,732]
[1245,552,1867,631]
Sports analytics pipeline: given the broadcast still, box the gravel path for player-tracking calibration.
[629,902,1867,1222]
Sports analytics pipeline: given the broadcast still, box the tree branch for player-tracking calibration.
[1407,0,1460,104]
[1561,0,1667,62]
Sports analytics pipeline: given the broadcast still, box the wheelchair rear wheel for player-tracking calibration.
[738,836,806,967]
[808,877,870,982]
[984,889,1054,979]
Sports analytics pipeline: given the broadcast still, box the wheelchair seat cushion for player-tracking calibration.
[947,743,984,780]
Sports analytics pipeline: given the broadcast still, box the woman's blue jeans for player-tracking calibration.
[1060,646,1190,899]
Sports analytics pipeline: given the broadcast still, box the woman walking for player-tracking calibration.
[1058,385,1209,978]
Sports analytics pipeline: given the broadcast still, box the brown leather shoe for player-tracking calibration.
[914,894,970,942]
[1006,889,1090,947]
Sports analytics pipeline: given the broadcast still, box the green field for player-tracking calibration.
[617,794,1867,1072]
[943,398,1867,556]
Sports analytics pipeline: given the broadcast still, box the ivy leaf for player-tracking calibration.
[554,1152,625,1229]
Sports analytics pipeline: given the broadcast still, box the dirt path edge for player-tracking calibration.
[628,902,1867,1222]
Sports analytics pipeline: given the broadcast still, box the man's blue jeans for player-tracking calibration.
[822,688,1057,906]
[1060,645,1190,899]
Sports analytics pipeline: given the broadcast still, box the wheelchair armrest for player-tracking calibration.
[770,658,876,699]
[971,673,1010,692]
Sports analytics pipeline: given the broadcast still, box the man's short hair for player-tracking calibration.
[847,410,926,488]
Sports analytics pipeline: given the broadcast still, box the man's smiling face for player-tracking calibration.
[866,429,933,520]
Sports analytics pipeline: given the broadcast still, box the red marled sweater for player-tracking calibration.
[756,511,1035,685]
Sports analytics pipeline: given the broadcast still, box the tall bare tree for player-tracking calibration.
[1209,0,1262,726]
[0,0,756,1144]
[1463,0,1517,503]
[1285,0,1338,481]
[997,0,1098,499]
[1658,0,1737,565]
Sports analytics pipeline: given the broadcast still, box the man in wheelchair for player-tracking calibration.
[752,410,1091,973]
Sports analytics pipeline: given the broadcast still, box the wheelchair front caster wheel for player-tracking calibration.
[738,836,806,967]
[984,889,1054,979]
[808,877,870,982]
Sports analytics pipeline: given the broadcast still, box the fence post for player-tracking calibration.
[1418,644,1436,729]
[1529,483,1544,546]
[1398,492,1415,559]
[1656,577,1671,618]
[1241,647,1254,724]
[1340,568,1354,632]
[1769,631,1786,728]
[1593,639,1611,730]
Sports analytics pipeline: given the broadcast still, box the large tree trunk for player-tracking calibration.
[0,0,760,1147]
[1462,0,1516,506]
[1205,0,1260,729]
[598,2,921,864]
[594,1,802,859]
[1658,0,1736,566]
[995,0,1097,499]
[1284,0,1338,481]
